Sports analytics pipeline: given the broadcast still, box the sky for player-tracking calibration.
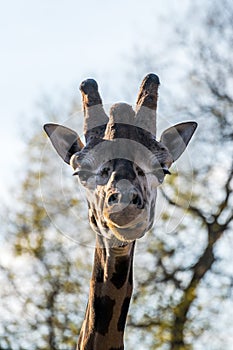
[0,0,192,201]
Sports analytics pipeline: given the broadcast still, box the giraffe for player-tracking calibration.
[44,73,197,350]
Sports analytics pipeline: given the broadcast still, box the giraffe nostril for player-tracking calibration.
[130,192,143,208]
[108,193,120,206]
[107,191,143,208]
[131,193,139,205]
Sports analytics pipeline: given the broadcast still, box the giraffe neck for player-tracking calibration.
[77,237,135,350]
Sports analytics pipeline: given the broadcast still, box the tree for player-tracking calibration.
[1,2,233,348]
[126,1,233,349]
[0,103,94,350]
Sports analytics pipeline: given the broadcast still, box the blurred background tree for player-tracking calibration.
[1,1,233,349]
[126,1,233,349]
[0,100,94,350]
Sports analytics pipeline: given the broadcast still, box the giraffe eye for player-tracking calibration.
[100,167,110,178]
[136,166,145,177]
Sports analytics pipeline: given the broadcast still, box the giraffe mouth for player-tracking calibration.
[105,205,145,228]
[104,188,145,231]
[106,215,149,242]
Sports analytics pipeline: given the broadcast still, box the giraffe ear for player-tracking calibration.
[160,122,198,161]
[44,123,84,164]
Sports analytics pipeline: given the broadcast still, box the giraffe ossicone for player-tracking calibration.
[44,73,197,349]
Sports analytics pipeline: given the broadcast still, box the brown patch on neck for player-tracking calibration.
[78,241,135,350]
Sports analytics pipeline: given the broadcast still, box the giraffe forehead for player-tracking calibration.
[72,133,170,172]
[110,159,135,178]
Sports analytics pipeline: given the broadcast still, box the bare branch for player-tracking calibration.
[160,188,207,224]
[207,80,233,104]
[215,161,233,219]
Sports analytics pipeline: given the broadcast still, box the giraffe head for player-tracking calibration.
[44,74,197,244]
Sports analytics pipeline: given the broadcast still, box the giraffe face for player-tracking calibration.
[70,135,173,243]
[44,74,197,244]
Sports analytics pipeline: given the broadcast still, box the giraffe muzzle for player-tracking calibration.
[104,188,145,229]
[107,189,143,209]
